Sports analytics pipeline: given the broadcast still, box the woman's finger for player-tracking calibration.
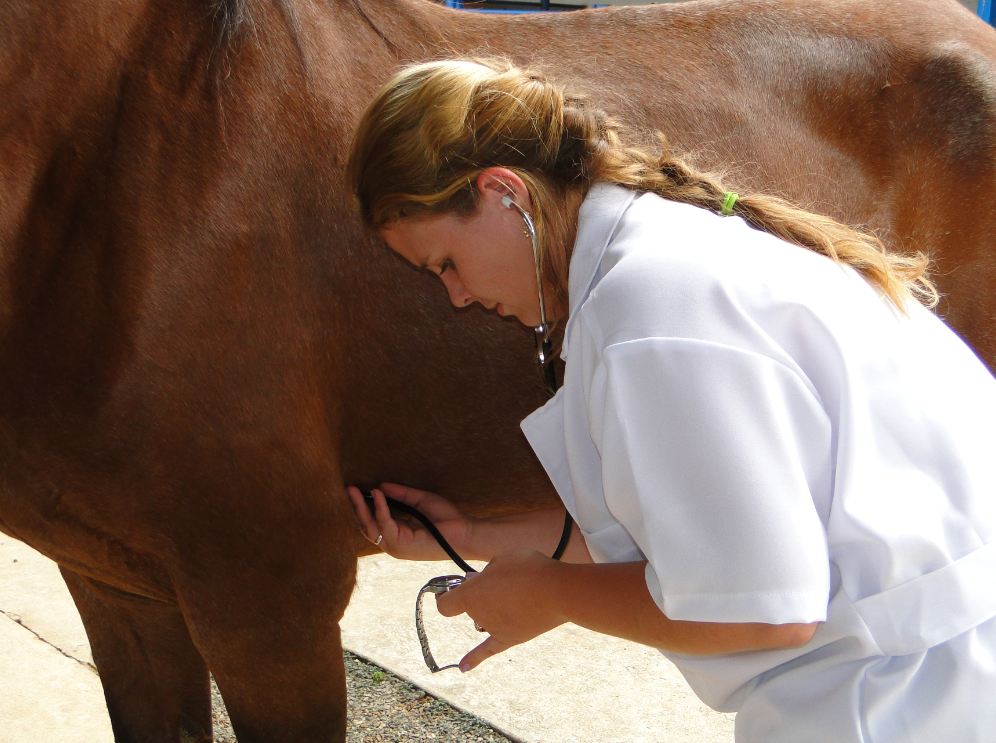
[380,482,463,525]
[434,579,473,618]
[379,482,435,508]
[371,488,399,544]
[346,486,380,543]
[458,635,509,672]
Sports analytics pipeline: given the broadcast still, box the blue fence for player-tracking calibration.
[979,0,993,24]
[446,0,995,22]
[443,0,570,13]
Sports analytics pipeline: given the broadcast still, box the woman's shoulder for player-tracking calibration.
[602,192,789,284]
[585,196,803,334]
[573,191,888,370]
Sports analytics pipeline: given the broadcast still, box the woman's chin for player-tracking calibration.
[495,303,541,327]
[497,303,521,321]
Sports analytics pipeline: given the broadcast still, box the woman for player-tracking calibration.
[344,58,996,742]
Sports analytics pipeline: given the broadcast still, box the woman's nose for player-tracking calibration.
[439,272,473,308]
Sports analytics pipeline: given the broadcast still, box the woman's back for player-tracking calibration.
[556,184,996,741]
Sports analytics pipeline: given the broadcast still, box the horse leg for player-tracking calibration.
[61,568,212,743]
[173,512,359,743]
[192,606,351,743]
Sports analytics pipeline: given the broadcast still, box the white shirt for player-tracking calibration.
[520,183,996,742]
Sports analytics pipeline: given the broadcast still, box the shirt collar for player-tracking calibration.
[561,182,637,359]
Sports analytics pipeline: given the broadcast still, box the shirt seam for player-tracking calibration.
[596,334,825,407]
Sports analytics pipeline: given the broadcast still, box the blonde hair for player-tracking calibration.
[347,57,937,317]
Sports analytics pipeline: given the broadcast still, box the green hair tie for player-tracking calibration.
[721,191,739,216]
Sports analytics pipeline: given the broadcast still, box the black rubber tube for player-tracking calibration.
[361,491,478,574]
[361,490,573,573]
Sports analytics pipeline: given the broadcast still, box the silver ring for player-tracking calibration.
[374,534,383,546]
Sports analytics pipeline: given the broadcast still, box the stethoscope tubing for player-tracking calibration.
[361,490,478,574]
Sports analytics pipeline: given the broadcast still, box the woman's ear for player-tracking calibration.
[476,167,531,210]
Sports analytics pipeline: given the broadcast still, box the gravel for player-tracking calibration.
[208,651,514,742]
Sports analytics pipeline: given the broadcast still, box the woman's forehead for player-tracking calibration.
[382,212,455,240]
[379,220,434,268]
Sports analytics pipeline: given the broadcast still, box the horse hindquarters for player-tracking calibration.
[60,568,212,743]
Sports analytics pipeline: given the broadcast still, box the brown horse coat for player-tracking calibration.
[1,0,993,739]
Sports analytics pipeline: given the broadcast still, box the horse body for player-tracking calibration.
[1,0,992,740]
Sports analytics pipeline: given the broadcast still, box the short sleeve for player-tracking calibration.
[592,337,832,624]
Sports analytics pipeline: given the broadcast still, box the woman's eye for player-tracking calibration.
[438,259,453,276]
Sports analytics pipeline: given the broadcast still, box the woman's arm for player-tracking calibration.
[550,559,818,654]
[437,551,818,671]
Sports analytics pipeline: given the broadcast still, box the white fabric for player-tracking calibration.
[520,183,996,742]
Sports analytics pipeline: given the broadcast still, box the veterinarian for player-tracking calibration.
[344,57,996,742]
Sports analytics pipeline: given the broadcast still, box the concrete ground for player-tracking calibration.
[0,534,734,742]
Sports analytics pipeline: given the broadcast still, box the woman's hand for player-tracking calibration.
[435,549,565,672]
[346,483,474,562]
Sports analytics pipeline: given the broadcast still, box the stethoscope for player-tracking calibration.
[501,193,558,397]
[365,191,573,672]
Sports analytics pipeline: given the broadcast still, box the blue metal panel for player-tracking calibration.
[456,0,992,17]
[444,0,561,12]
[979,0,994,25]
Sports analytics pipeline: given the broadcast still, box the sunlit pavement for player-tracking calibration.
[0,536,733,742]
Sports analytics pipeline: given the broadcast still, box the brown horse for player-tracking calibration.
[1,0,993,740]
